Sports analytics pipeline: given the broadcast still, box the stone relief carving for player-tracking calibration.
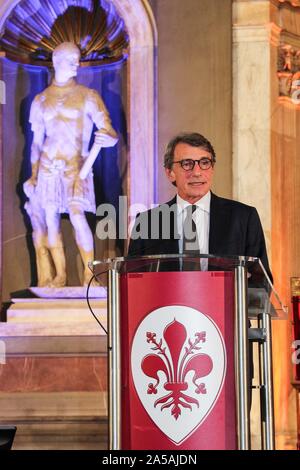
[278,0,300,7]
[277,45,300,102]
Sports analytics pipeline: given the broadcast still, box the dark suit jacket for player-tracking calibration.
[128,192,272,281]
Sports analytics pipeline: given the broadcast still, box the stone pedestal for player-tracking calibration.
[0,289,108,449]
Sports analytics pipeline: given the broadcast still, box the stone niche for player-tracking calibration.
[0,0,156,295]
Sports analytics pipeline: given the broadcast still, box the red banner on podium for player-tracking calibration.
[120,271,237,450]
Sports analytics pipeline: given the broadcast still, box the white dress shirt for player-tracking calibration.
[177,191,211,270]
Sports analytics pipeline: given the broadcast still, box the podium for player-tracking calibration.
[90,254,287,450]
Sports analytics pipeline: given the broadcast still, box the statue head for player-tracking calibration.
[52,42,81,83]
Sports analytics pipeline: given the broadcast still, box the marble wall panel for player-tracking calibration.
[0,356,107,392]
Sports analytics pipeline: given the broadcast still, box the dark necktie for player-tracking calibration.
[182,205,200,270]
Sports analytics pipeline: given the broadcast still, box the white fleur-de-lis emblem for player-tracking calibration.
[131,306,226,445]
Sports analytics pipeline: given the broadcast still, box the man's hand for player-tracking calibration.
[94,130,118,148]
[23,178,37,198]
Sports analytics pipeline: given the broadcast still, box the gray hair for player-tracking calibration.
[164,132,216,169]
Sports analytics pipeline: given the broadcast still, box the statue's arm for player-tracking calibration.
[88,90,118,148]
[78,90,118,180]
[23,97,45,198]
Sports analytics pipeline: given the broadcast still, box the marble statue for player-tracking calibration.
[23,42,118,287]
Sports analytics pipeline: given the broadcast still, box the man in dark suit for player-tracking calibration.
[128,132,271,408]
[128,132,271,280]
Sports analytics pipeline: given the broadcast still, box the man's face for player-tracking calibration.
[165,142,214,203]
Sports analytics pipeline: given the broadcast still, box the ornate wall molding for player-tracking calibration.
[232,23,281,46]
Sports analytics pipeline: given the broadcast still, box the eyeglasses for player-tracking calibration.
[172,158,214,171]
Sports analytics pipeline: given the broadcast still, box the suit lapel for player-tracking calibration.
[209,192,230,254]
[165,195,229,255]
[158,194,232,255]
[164,196,179,253]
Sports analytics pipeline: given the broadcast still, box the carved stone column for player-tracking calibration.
[233,0,281,255]
[272,0,300,449]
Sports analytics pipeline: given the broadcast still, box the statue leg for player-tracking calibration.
[24,201,54,287]
[45,208,67,287]
[34,233,54,287]
[69,205,94,286]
